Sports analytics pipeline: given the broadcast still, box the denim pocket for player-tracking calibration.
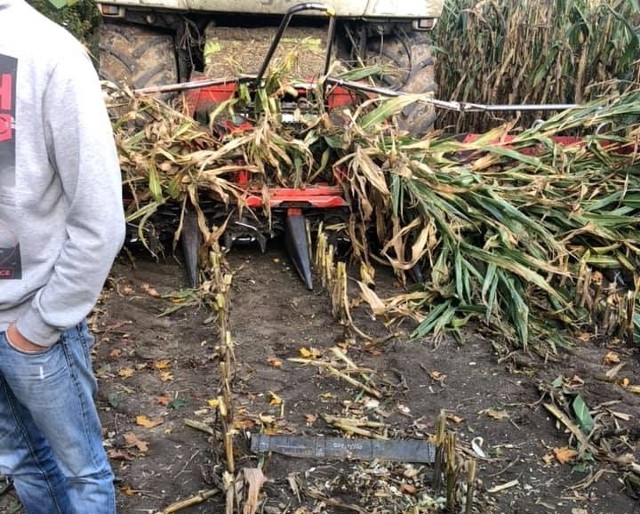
[0,332,68,411]
[61,321,94,367]
[1,330,57,357]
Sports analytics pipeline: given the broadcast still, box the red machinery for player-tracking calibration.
[174,3,355,290]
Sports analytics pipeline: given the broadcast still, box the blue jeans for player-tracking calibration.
[0,322,116,514]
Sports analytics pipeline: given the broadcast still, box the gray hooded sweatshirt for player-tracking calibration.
[0,0,125,346]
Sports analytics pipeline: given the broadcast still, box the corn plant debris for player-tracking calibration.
[538,375,639,477]
[107,71,640,354]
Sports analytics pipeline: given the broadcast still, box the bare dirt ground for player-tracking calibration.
[1,240,640,514]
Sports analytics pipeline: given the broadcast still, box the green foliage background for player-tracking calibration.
[28,0,100,49]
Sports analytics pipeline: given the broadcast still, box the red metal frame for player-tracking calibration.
[242,184,348,209]
[186,78,356,210]
[185,80,356,115]
[185,81,238,114]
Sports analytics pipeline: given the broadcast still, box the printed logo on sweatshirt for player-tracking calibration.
[0,53,21,280]
[0,71,12,144]
[0,220,21,279]
[0,54,15,176]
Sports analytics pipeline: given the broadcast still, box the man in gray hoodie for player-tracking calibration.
[0,1,125,513]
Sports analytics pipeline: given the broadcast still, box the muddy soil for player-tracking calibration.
[1,240,639,514]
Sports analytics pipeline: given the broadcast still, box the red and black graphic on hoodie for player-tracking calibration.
[0,53,21,280]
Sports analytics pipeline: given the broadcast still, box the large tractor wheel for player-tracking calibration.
[364,31,437,136]
[99,23,178,93]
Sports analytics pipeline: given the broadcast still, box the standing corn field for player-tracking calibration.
[433,0,640,132]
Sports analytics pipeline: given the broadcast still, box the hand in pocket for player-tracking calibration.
[6,324,48,354]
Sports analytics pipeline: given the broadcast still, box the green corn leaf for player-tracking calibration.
[572,394,595,435]
[359,95,424,131]
[148,165,163,203]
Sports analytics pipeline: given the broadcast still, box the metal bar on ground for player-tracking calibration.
[251,434,436,463]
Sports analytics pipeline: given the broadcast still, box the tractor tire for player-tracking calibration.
[99,23,178,94]
[365,32,437,136]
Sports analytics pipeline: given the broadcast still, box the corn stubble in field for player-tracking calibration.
[106,8,640,354]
